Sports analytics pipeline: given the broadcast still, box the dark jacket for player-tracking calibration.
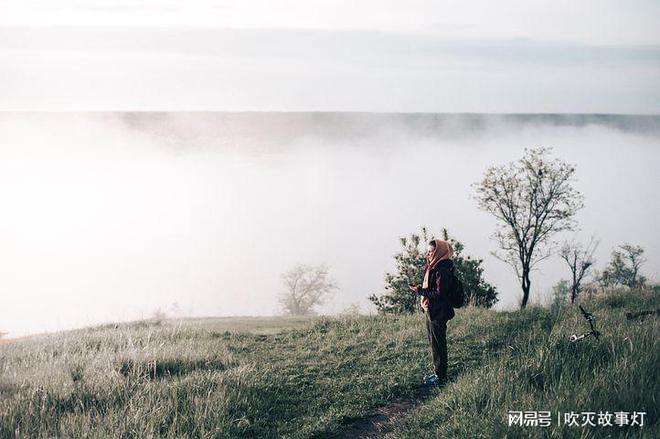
[419,259,456,322]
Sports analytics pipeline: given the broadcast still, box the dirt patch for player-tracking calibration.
[0,333,43,345]
[340,386,436,438]
[0,335,30,345]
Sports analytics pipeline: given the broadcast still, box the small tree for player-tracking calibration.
[368,228,429,314]
[279,264,337,316]
[560,237,598,304]
[549,279,570,315]
[602,244,647,289]
[593,269,615,292]
[340,303,362,317]
[369,227,498,314]
[444,229,499,308]
[473,147,584,308]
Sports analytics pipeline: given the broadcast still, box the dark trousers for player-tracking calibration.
[426,316,448,381]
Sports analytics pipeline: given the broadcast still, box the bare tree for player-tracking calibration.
[560,237,599,304]
[280,264,337,316]
[474,147,584,308]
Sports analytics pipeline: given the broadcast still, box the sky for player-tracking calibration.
[1,1,659,111]
[1,0,659,43]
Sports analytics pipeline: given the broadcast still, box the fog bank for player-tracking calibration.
[0,113,658,336]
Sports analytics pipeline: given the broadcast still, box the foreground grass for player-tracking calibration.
[0,289,657,438]
[387,289,659,438]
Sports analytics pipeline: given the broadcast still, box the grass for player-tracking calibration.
[0,289,657,438]
[387,289,659,438]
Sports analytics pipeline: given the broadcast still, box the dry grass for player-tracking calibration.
[1,290,657,438]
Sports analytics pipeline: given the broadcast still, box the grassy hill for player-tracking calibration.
[0,289,657,438]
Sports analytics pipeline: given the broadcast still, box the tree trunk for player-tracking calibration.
[571,271,577,304]
[520,268,531,309]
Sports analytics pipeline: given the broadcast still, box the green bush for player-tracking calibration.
[369,227,498,314]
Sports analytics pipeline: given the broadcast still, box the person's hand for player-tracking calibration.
[409,284,420,294]
[420,296,429,311]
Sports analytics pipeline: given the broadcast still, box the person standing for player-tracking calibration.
[410,239,456,386]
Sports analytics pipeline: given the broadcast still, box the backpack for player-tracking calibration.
[446,267,467,308]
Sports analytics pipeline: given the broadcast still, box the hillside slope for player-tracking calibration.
[388,289,658,438]
[0,289,657,438]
